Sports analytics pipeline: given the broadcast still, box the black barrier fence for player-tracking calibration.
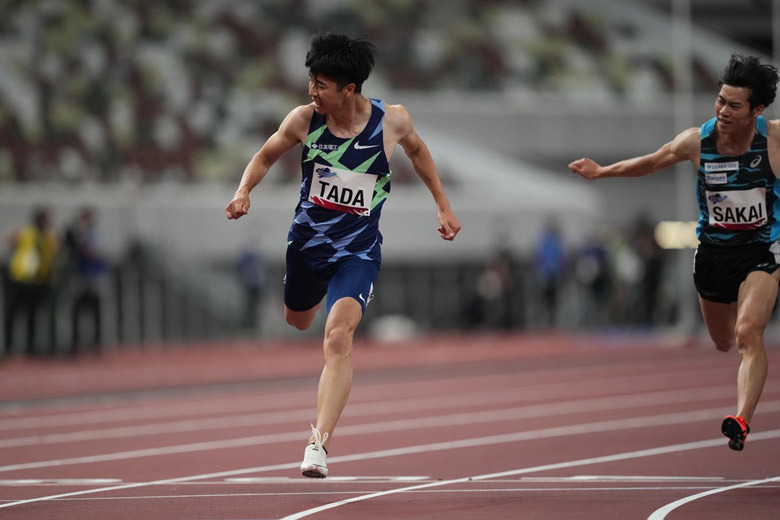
[2,242,695,358]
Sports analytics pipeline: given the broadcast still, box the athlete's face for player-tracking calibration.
[714,84,763,135]
[308,73,353,114]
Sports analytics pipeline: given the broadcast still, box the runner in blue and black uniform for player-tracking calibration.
[226,32,461,477]
[569,53,780,452]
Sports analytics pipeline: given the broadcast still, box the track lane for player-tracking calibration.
[0,334,778,519]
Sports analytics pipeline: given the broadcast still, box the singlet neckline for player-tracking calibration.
[704,116,766,159]
[320,101,375,140]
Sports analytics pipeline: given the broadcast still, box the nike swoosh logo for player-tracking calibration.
[354,142,379,150]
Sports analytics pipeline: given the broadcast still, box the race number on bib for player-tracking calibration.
[706,187,767,230]
[309,163,377,216]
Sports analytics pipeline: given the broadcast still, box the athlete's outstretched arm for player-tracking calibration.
[568,126,700,180]
[389,105,461,240]
[225,105,312,220]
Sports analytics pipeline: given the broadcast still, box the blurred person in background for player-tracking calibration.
[569,53,780,452]
[63,207,107,356]
[632,215,665,326]
[533,219,566,328]
[466,248,517,330]
[608,229,644,325]
[225,32,461,478]
[3,207,59,357]
[237,236,267,334]
[573,231,610,328]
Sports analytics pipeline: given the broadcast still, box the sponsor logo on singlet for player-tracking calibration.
[704,161,739,172]
[353,141,379,150]
[310,143,339,151]
[705,172,728,184]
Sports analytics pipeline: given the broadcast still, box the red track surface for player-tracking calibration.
[1,332,779,519]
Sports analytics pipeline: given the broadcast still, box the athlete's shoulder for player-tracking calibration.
[383,102,414,138]
[700,117,717,138]
[763,116,780,139]
[287,104,316,125]
[667,126,701,163]
[383,102,410,120]
[682,125,703,140]
[277,104,316,141]
[674,126,702,147]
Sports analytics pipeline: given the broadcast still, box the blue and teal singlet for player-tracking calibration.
[697,115,780,246]
[287,99,392,263]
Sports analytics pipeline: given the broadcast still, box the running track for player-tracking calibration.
[1,332,779,519]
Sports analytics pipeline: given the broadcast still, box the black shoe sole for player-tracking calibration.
[721,416,748,451]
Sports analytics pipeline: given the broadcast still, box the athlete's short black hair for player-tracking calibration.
[719,53,779,109]
[305,32,376,93]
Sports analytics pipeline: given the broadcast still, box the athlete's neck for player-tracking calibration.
[716,123,756,157]
[326,95,371,138]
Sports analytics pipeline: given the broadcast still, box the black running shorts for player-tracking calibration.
[693,241,780,304]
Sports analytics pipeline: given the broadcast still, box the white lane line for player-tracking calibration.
[647,475,780,519]
[1,486,768,502]
[0,378,608,434]
[0,384,736,449]
[0,370,539,430]
[9,396,776,473]
[279,429,780,520]
[0,479,122,486]
[5,389,775,473]
[562,475,727,482]
[225,476,430,483]
[0,363,746,432]
[0,388,314,430]
[1,410,779,511]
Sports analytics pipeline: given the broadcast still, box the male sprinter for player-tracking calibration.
[226,32,460,476]
[570,54,780,451]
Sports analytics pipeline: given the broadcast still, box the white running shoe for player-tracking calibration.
[300,424,329,478]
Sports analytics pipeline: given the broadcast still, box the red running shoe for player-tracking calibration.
[721,415,750,451]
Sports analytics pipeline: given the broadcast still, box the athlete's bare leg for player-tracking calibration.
[285,304,320,331]
[729,270,779,423]
[309,297,362,450]
[698,297,737,352]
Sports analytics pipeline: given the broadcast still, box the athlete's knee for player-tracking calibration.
[734,320,764,354]
[323,325,354,359]
[708,328,734,352]
[286,318,310,331]
[285,309,315,331]
[713,339,733,353]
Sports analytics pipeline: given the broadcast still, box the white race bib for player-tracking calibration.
[706,187,767,230]
[309,163,377,216]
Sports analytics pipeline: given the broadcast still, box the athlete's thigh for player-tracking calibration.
[325,257,380,314]
[284,304,320,331]
[284,247,329,312]
[736,269,780,329]
[699,296,737,350]
[324,296,364,338]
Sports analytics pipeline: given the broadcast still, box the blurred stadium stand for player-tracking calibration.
[0,0,775,352]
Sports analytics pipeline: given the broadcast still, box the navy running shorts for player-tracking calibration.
[693,241,780,304]
[284,247,379,313]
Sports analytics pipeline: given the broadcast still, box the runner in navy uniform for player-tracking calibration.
[226,33,461,477]
[569,54,780,451]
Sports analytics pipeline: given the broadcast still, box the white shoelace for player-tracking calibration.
[310,424,329,451]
